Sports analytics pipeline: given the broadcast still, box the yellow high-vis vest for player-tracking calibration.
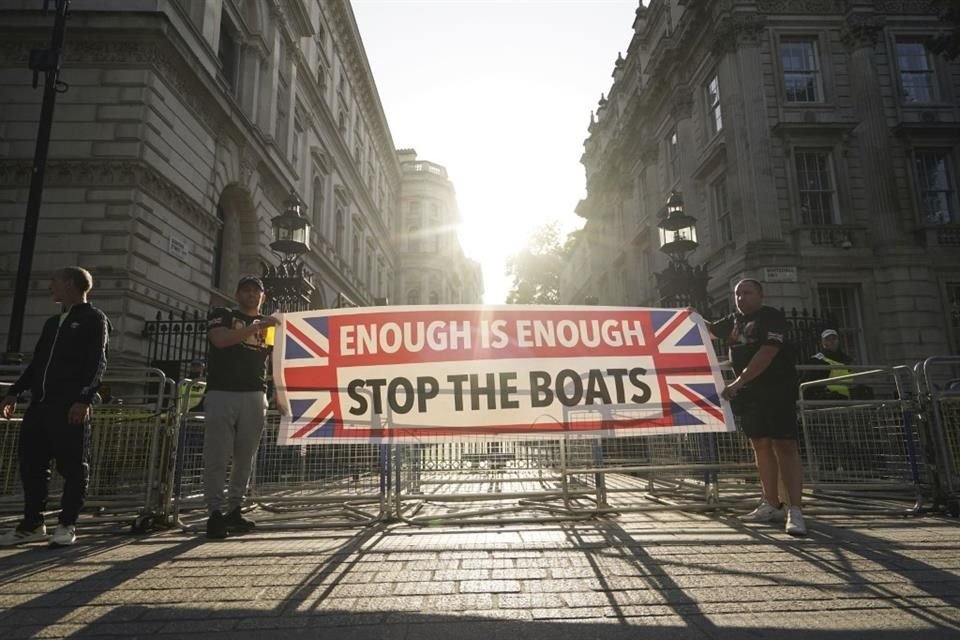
[814,353,851,398]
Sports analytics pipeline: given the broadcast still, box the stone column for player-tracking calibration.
[843,13,899,243]
[716,14,781,242]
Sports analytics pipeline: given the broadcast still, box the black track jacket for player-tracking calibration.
[6,303,111,405]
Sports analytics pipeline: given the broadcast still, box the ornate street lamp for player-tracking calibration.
[655,191,709,312]
[262,191,315,312]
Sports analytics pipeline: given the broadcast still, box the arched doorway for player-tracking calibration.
[212,184,260,301]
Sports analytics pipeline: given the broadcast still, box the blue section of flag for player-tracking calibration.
[290,399,314,421]
[285,335,311,359]
[305,316,328,338]
[670,401,704,426]
[688,383,721,407]
[678,325,703,346]
[650,310,676,331]
[307,417,337,437]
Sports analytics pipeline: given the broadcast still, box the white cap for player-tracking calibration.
[821,329,839,339]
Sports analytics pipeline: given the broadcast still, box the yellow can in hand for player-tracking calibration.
[263,324,276,347]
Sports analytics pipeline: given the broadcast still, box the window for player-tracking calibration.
[292,121,303,171]
[334,208,344,253]
[377,259,384,297]
[817,284,865,360]
[276,43,290,155]
[429,291,439,305]
[217,15,240,97]
[407,224,421,253]
[711,176,732,244]
[311,177,324,232]
[408,201,422,252]
[407,289,420,305]
[781,39,822,103]
[351,231,360,273]
[317,62,327,95]
[947,283,960,354]
[667,129,679,184]
[212,203,226,288]
[896,41,938,103]
[915,150,957,225]
[795,150,838,225]
[706,74,722,135]
[430,208,441,252]
[365,240,373,289]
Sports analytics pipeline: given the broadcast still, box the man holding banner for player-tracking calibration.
[203,275,278,539]
[706,279,806,536]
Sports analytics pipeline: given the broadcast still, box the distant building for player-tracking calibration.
[0,1,480,367]
[397,149,483,306]
[563,0,960,363]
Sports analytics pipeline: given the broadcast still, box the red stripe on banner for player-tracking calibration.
[288,417,685,439]
[669,383,725,423]
[284,366,335,391]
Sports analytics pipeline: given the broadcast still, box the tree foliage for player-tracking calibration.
[505,222,572,305]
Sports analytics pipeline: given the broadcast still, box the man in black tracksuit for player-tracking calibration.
[0,266,110,548]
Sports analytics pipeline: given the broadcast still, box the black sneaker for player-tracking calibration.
[205,511,228,539]
[224,507,255,534]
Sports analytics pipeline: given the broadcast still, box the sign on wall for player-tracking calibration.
[272,305,733,444]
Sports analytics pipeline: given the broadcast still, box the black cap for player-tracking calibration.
[237,275,265,291]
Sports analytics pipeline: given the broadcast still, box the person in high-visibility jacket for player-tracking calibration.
[178,360,206,412]
[807,329,854,399]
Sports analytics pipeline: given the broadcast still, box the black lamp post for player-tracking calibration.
[654,191,709,312]
[3,0,70,364]
[262,191,315,312]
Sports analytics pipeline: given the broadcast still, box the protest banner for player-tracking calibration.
[272,305,733,444]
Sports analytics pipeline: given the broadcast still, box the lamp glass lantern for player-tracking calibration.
[270,192,310,256]
[657,191,699,258]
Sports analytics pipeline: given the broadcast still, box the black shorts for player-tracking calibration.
[734,388,798,440]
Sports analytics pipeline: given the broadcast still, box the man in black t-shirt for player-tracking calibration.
[202,275,278,539]
[705,278,806,536]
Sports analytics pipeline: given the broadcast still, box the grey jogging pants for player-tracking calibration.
[202,390,267,514]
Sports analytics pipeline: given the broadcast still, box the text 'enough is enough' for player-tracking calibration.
[339,319,647,355]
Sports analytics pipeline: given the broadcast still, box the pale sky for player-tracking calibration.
[350,0,639,303]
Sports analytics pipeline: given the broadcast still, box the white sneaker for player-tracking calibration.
[742,500,786,522]
[786,507,807,536]
[0,522,47,546]
[49,524,77,547]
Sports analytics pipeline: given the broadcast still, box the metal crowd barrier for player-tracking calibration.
[0,367,177,531]
[915,356,960,516]
[798,365,925,513]
[390,364,930,526]
[394,438,602,525]
[171,408,386,531]
[1,357,950,533]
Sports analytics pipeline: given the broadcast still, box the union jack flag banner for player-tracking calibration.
[273,305,734,445]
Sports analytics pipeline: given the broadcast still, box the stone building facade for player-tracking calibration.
[396,149,483,306]
[563,0,960,364]
[0,0,428,366]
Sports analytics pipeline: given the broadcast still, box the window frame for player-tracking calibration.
[710,175,733,245]
[793,149,840,225]
[894,39,940,104]
[217,14,241,98]
[816,283,867,361]
[780,37,823,104]
[913,148,958,225]
[667,129,680,186]
[706,73,722,136]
